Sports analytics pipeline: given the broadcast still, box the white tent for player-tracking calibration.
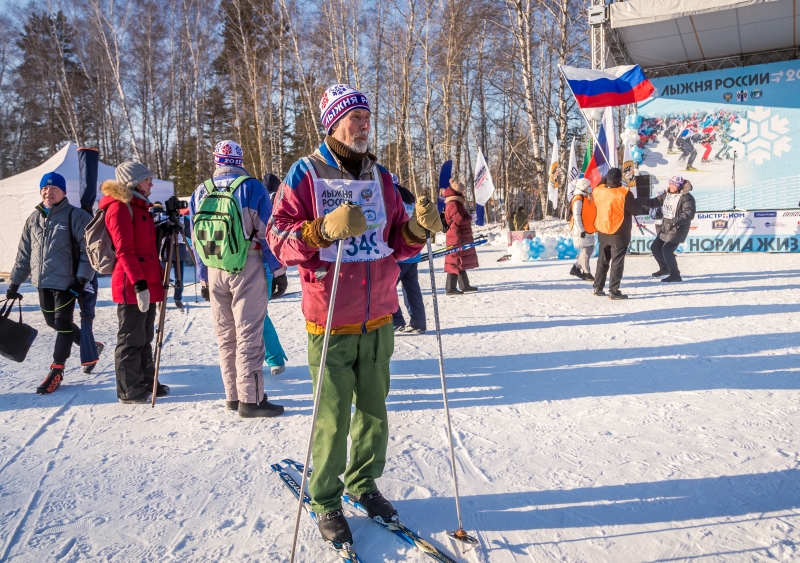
[0,143,173,274]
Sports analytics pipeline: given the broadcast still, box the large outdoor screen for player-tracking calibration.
[638,60,800,211]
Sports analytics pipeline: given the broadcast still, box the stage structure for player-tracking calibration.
[589,0,800,252]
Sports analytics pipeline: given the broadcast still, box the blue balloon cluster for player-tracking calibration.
[625,113,645,165]
[624,114,643,129]
[523,237,546,260]
[555,236,579,260]
[631,145,644,165]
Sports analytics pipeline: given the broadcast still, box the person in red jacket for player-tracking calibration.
[443,179,479,295]
[267,83,441,549]
[99,162,170,404]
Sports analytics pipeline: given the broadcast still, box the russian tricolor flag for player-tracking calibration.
[584,121,609,188]
[560,64,654,109]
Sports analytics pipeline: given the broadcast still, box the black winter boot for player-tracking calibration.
[662,274,683,283]
[37,364,64,395]
[458,271,478,292]
[318,508,353,546]
[238,394,285,418]
[652,268,669,277]
[445,274,463,295]
[609,290,629,300]
[226,400,239,411]
[349,490,398,524]
[569,265,584,279]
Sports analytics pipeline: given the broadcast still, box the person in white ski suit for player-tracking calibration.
[569,178,596,281]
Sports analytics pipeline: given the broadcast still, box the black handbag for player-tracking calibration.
[0,298,38,363]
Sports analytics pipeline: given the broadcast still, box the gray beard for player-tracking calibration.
[348,138,369,153]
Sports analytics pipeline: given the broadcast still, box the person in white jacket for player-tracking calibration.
[568,178,597,281]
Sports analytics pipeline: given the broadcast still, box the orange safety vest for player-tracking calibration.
[569,194,598,234]
[592,184,629,234]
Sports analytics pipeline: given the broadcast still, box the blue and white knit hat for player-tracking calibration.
[668,175,684,188]
[319,84,370,134]
[214,140,244,167]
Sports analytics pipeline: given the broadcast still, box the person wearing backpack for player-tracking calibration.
[568,178,597,281]
[190,140,285,418]
[7,172,95,394]
[98,163,170,404]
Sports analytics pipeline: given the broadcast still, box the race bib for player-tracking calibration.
[662,193,681,220]
[305,158,393,263]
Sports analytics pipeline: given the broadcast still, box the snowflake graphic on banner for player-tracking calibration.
[731,106,791,165]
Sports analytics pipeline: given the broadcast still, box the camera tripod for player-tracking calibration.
[152,220,197,407]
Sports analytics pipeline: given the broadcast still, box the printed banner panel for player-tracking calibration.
[636,60,800,210]
[629,210,800,253]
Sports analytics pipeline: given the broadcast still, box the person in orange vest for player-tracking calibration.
[591,168,644,300]
[568,178,596,281]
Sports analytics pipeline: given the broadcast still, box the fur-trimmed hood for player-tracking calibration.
[443,186,466,204]
[100,180,133,203]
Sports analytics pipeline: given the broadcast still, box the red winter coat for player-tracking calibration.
[267,142,424,332]
[99,180,165,305]
[443,187,479,274]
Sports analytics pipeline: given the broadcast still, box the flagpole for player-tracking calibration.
[558,65,611,166]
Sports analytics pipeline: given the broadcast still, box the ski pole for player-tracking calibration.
[289,239,346,563]
[425,232,479,548]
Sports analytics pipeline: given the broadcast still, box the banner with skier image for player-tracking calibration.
[636,60,800,211]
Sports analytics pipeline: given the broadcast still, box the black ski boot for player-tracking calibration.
[238,394,285,418]
[445,274,463,296]
[349,490,398,524]
[652,268,669,277]
[318,508,353,546]
[37,364,64,394]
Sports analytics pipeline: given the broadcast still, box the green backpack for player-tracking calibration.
[193,175,254,274]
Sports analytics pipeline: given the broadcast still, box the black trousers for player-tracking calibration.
[651,237,681,276]
[38,288,80,364]
[115,303,157,400]
[593,233,629,293]
[392,262,426,330]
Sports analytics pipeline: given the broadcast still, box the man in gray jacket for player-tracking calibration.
[7,172,95,394]
[638,175,697,282]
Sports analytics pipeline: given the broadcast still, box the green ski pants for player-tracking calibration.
[307,323,393,514]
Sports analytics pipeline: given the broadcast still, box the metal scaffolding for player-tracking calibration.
[589,0,632,71]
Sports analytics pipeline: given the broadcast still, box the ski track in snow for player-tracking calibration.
[2,251,800,562]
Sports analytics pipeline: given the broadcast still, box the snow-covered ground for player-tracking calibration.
[1,246,799,562]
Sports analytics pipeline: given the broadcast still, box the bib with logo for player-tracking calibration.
[304,157,393,263]
[662,193,682,220]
